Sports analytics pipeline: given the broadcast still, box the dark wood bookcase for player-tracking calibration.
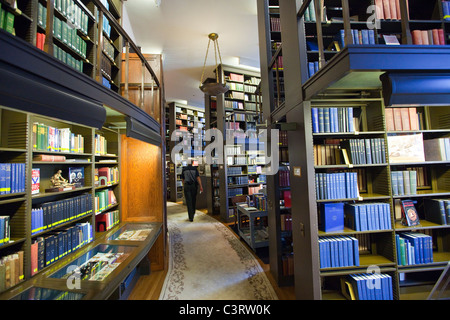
[167,101,205,202]
[204,64,264,223]
[257,0,450,299]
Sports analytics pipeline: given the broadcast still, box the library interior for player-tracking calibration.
[0,0,449,304]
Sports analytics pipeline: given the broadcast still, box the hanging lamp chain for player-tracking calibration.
[200,38,212,86]
[200,33,224,86]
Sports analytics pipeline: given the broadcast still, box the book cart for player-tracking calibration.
[257,0,450,299]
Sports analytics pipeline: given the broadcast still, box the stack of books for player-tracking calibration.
[396,232,433,265]
[319,235,360,268]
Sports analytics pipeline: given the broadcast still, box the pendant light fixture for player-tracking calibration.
[199,33,229,96]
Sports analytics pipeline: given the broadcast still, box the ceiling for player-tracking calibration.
[122,0,261,109]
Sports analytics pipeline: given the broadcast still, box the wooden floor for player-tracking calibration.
[127,206,295,300]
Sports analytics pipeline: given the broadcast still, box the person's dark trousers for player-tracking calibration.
[184,183,198,221]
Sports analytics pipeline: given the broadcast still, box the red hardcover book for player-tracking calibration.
[438,29,445,45]
[283,190,291,208]
[383,0,392,19]
[385,108,395,131]
[412,30,423,45]
[375,0,384,19]
[432,29,440,45]
[95,214,107,232]
[408,107,419,130]
[395,0,401,19]
[393,108,403,130]
[400,108,410,131]
[30,241,38,276]
[421,30,429,45]
[389,0,397,19]
[98,167,110,186]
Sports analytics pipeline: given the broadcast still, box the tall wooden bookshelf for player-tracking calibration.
[257,0,450,299]
[167,102,205,202]
[204,65,265,223]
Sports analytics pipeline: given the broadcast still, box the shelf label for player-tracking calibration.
[293,166,301,177]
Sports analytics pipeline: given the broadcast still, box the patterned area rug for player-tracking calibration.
[159,202,278,300]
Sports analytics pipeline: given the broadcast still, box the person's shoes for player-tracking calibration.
[189,219,193,222]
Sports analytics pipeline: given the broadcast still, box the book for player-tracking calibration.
[401,200,420,226]
[320,203,344,232]
[424,199,448,225]
[68,167,84,188]
[319,235,359,268]
[344,203,391,231]
[387,133,425,163]
[396,232,433,265]
[31,168,40,195]
[343,273,393,300]
[423,138,449,161]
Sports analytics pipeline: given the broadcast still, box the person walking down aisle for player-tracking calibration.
[181,163,203,221]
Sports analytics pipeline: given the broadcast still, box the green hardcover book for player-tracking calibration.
[55,17,62,40]
[399,237,406,265]
[409,170,417,195]
[0,8,5,30]
[5,11,15,34]
[38,3,43,27]
[62,21,67,44]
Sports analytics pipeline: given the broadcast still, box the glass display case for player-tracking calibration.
[49,244,135,282]
[11,287,85,300]
[108,223,154,241]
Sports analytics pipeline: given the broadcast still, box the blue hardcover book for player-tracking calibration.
[346,237,354,266]
[20,163,25,192]
[4,163,11,194]
[345,172,351,198]
[444,200,450,225]
[323,108,330,133]
[358,204,368,231]
[350,236,359,266]
[368,29,376,44]
[347,107,354,132]
[391,171,398,196]
[367,203,375,231]
[315,174,320,200]
[338,29,346,49]
[336,237,345,267]
[395,234,402,265]
[402,233,421,264]
[363,274,375,300]
[10,163,15,194]
[320,202,344,232]
[308,62,315,78]
[444,2,450,20]
[341,236,349,267]
[352,172,358,198]
[386,274,393,300]
[312,108,319,133]
[385,203,392,229]
[365,139,372,164]
[361,29,369,44]
[329,238,337,267]
[318,108,324,133]
[352,29,358,44]
[372,203,380,230]
[319,239,325,268]
[345,204,360,231]
[349,274,364,300]
[374,274,383,300]
[0,217,4,244]
[397,171,405,195]
[339,172,345,199]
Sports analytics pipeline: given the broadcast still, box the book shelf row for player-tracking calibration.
[258,0,450,299]
[0,105,121,294]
